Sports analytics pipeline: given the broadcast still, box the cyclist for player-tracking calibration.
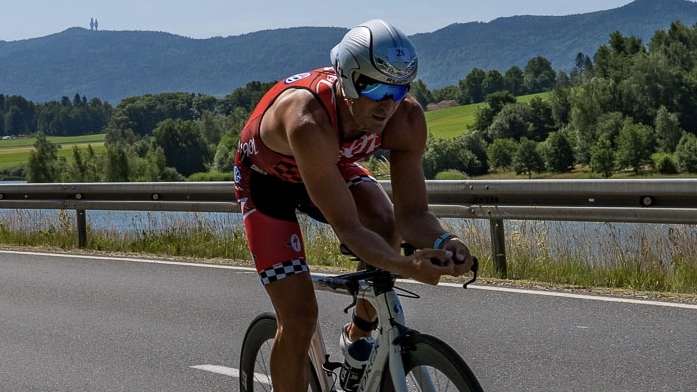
[234,19,475,391]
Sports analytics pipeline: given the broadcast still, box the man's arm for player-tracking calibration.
[386,98,449,248]
[280,91,452,283]
[386,98,474,272]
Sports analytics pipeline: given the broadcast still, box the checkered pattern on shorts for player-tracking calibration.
[259,259,309,285]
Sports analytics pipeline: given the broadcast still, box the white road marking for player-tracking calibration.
[190,364,271,385]
[2,249,696,310]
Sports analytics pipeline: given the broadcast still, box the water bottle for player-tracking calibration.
[339,337,373,391]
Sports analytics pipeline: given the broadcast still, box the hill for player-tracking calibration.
[1,0,696,102]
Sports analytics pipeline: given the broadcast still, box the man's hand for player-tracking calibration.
[441,238,474,277]
[404,249,455,285]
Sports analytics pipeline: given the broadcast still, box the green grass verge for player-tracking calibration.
[425,92,551,139]
[1,210,695,294]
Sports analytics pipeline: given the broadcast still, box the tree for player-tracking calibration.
[487,103,530,141]
[199,111,225,147]
[26,132,59,183]
[410,80,433,108]
[571,52,594,84]
[590,135,615,177]
[222,81,275,113]
[549,87,571,128]
[474,91,516,132]
[69,146,88,181]
[84,144,101,181]
[504,66,525,96]
[213,143,234,172]
[654,106,683,152]
[4,106,24,134]
[144,146,167,181]
[569,77,617,163]
[487,138,517,170]
[595,112,625,147]
[527,97,556,141]
[615,120,655,174]
[513,138,544,178]
[104,143,130,181]
[675,133,697,173]
[431,86,459,102]
[540,132,574,172]
[154,119,211,176]
[482,70,504,96]
[524,56,556,93]
[458,68,486,104]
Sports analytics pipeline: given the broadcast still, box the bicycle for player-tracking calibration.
[239,244,484,391]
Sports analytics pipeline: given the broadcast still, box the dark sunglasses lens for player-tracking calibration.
[360,83,409,101]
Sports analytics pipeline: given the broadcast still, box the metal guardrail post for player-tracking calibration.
[489,218,507,278]
[76,209,87,248]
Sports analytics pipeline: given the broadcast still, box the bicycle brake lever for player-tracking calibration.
[463,257,479,289]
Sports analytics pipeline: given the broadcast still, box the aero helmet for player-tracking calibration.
[330,19,418,99]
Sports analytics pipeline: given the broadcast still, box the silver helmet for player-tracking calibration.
[330,19,418,99]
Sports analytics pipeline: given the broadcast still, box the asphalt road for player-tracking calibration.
[0,251,695,391]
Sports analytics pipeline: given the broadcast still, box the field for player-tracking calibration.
[425,92,550,139]
[0,134,106,170]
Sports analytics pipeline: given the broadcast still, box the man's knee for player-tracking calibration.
[276,300,318,344]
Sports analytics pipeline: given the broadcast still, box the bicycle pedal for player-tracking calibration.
[322,360,343,374]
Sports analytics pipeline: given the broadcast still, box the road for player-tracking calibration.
[0,250,695,391]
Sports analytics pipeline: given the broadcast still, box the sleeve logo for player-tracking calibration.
[285,72,311,84]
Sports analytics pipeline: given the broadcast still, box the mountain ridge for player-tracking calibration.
[1,0,696,103]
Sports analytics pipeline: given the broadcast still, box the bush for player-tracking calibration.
[540,132,574,172]
[487,138,517,170]
[651,153,678,174]
[435,170,468,180]
[513,138,545,178]
[675,133,697,173]
[590,135,615,177]
[422,134,488,178]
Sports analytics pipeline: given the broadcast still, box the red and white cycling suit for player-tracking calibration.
[234,67,382,285]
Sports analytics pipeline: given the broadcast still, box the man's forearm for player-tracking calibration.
[334,224,411,275]
[397,209,451,249]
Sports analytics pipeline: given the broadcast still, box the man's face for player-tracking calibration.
[349,95,402,133]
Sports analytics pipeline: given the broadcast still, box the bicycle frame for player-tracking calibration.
[310,273,436,392]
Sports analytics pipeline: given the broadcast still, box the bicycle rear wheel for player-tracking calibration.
[381,333,483,392]
[239,312,322,392]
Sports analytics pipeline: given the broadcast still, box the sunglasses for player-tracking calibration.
[358,81,410,102]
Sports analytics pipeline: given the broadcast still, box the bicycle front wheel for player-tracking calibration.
[239,312,322,392]
[381,333,484,392]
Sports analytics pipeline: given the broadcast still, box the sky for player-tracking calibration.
[1,0,639,41]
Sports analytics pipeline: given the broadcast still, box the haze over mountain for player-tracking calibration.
[1,0,696,103]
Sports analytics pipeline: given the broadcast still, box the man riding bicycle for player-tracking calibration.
[234,19,475,391]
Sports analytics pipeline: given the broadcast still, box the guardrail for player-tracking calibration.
[1,179,695,277]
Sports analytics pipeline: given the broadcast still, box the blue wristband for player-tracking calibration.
[433,232,457,250]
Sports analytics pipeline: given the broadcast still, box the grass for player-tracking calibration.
[425,92,550,139]
[0,209,695,294]
[0,134,105,148]
[0,134,106,170]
